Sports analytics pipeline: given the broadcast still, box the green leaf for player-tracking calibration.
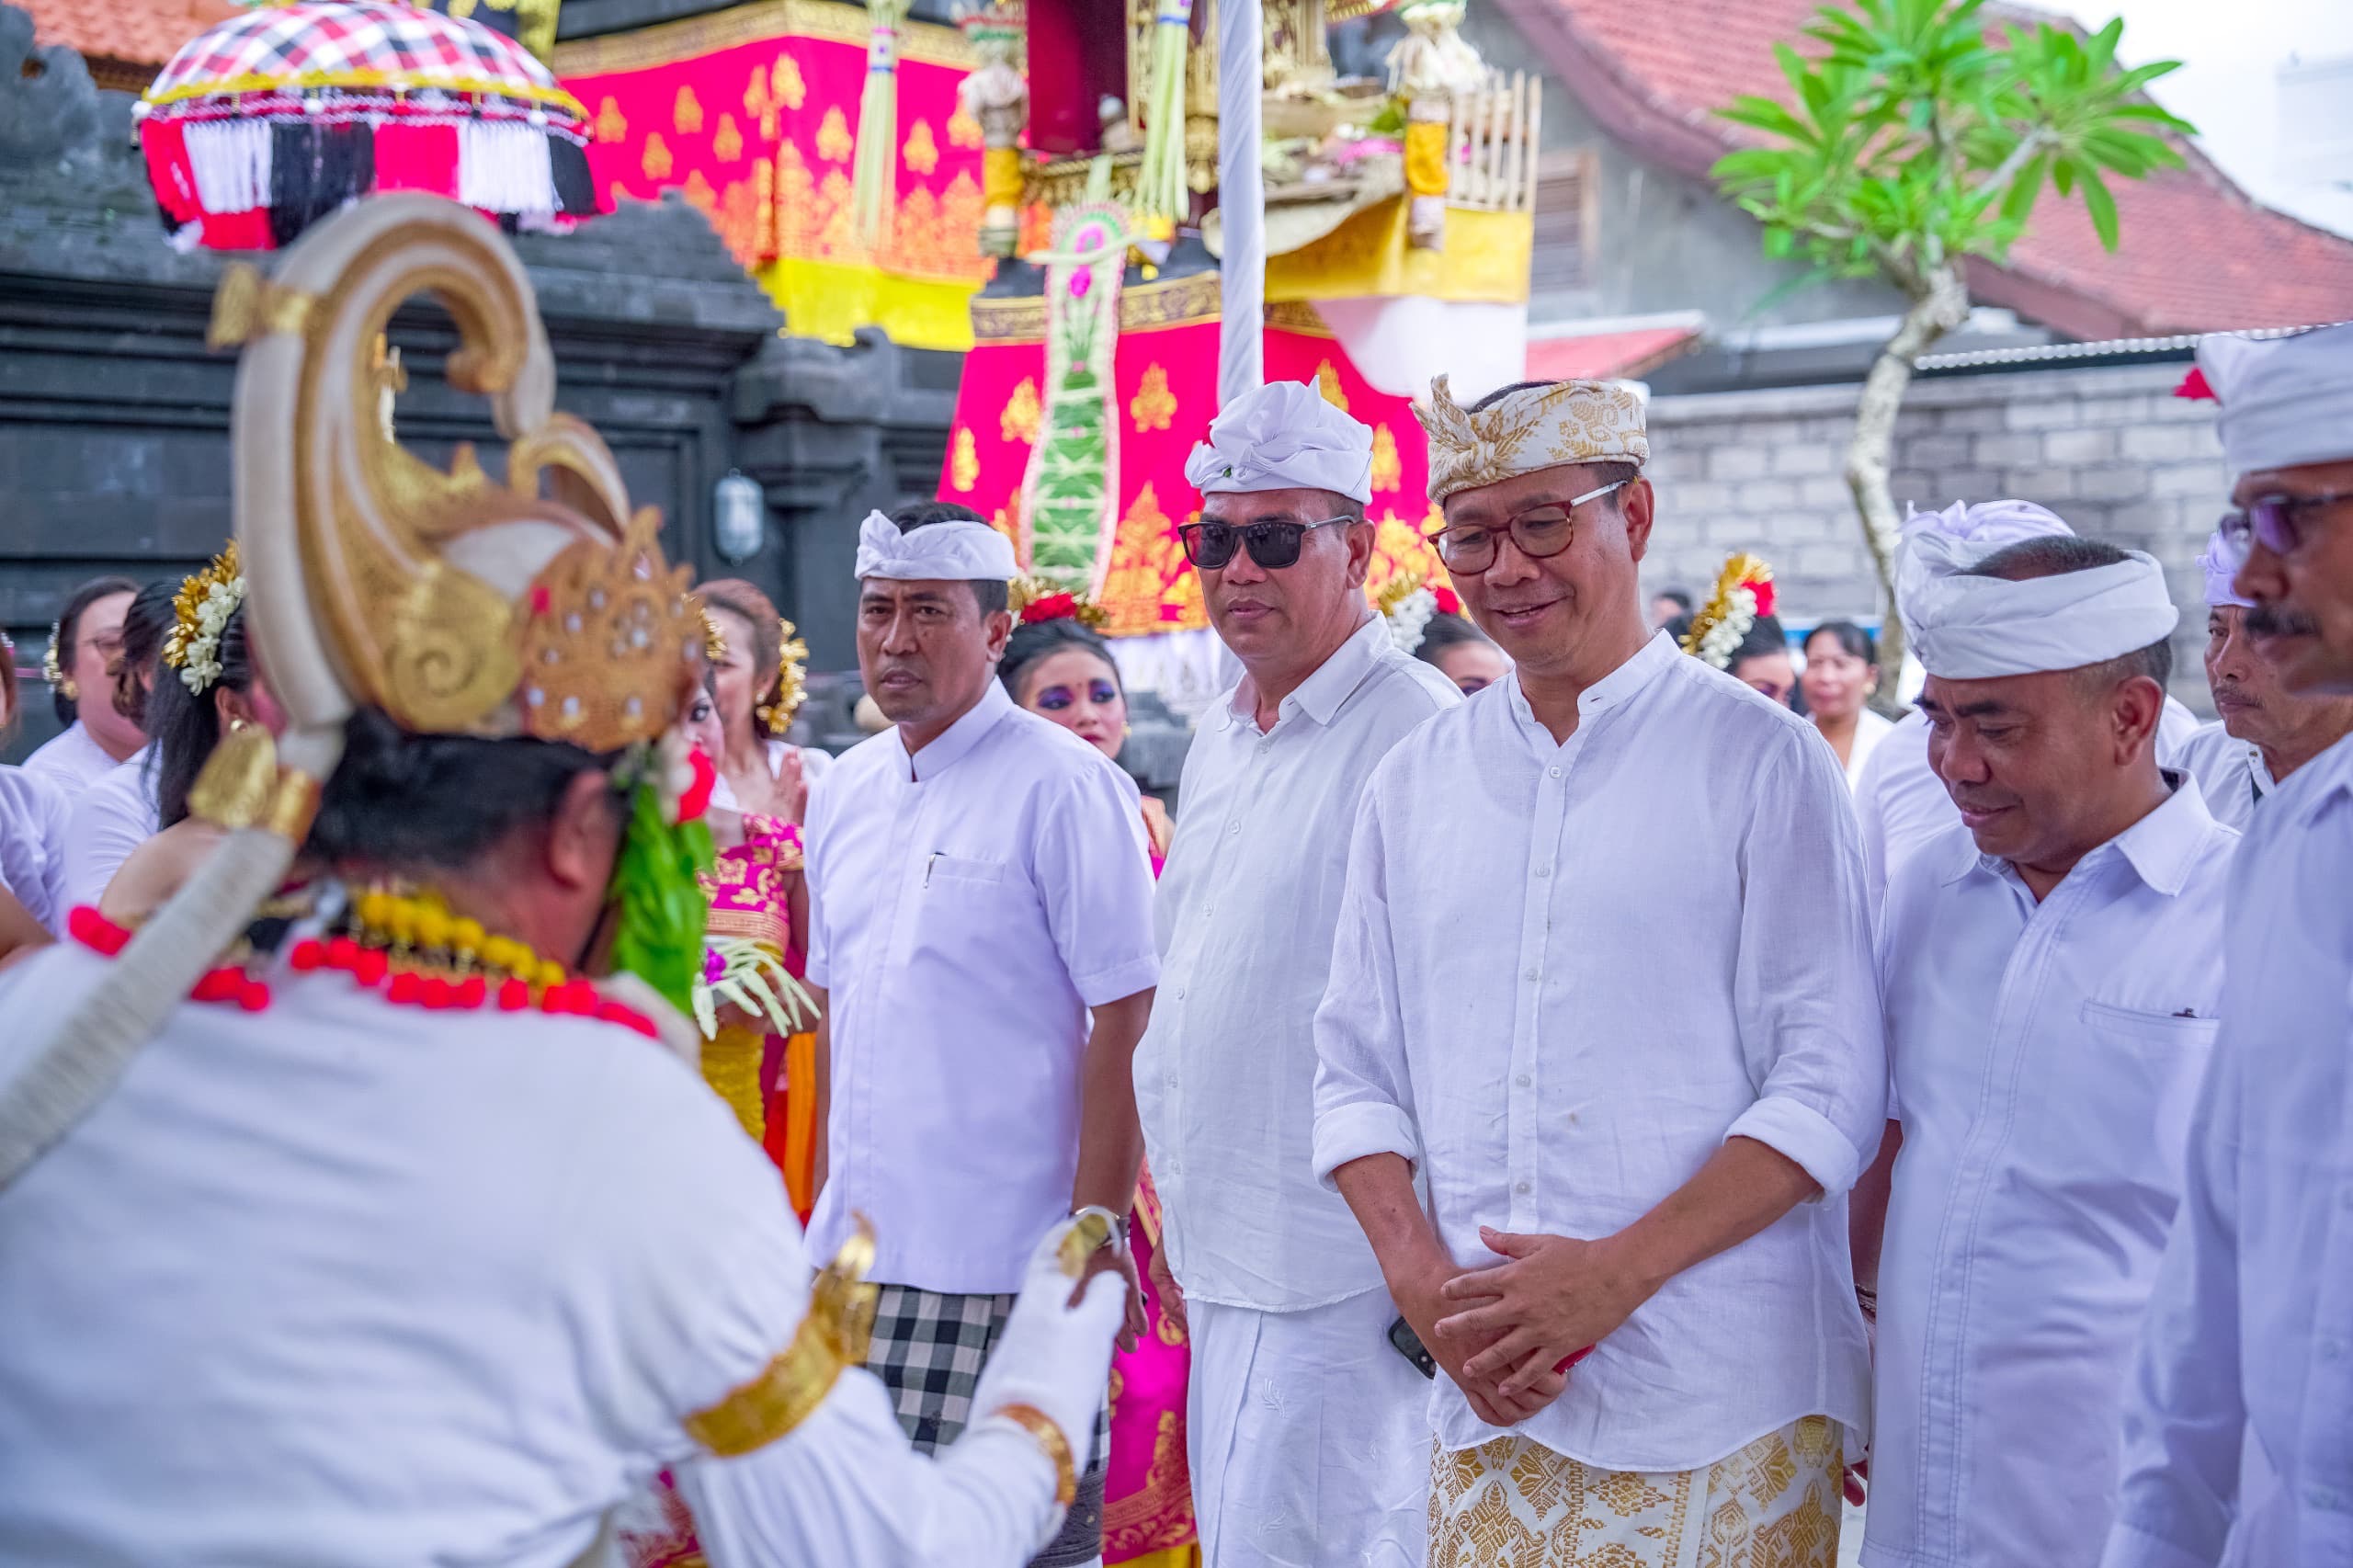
[1999,150,2049,223]
[2078,165,2120,250]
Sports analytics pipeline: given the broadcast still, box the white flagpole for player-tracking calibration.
[1216,0,1265,405]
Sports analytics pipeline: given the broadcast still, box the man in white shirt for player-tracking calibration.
[2176,526,2353,832]
[803,502,1160,1568]
[21,574,142,793]
[2104,322,2353,1568]
[1859,530,2236,1568]
[1136,381,1458,1567]
[1314,377,1883,1567]
[1854,502,2202,905]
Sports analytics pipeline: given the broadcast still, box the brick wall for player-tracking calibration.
[1638,361,2224,711]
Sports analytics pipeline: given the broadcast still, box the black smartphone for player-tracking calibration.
[1387,1314,1437,1380]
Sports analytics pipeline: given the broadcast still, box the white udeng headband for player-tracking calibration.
[1899,528,2179,679]
[852,510,1018,582]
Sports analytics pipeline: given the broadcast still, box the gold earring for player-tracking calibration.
[60,679,78,702]
[229,716,250,733]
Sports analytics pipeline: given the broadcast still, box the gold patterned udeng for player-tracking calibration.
[1416,373,1648,506]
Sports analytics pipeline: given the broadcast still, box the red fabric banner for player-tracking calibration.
[942,310,1450,636]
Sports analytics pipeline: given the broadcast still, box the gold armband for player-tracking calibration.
[684,1218,879,1458]
[989,1403,1076,1509]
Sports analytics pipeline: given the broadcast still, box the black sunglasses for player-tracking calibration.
[1177,515,1359,571]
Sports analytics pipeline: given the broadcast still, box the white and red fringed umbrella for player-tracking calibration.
[134,0,606,251]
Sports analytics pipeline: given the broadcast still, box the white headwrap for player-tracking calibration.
[1184,380,1375,506]
[2198,526,2254,609]
[1898,528,2179,679]
[2197,322,2353,478]
[1901,496,2074,551]
[853,509,1018,582]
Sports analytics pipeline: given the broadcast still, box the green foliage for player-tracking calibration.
[608,778,716,1020]
[1711,0,2192,291]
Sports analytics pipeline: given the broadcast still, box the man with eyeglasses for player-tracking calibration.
[1314,376,1881,1565]
[1134,380,1458,1567]
[2106,321,2353,1568]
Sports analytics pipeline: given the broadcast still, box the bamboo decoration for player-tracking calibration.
[1440,68,1538,215]
[849,0,911,251]
[1135,0,1194,233]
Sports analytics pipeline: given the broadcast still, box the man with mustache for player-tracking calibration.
[801,502,1160,1568]
[1314,378,1881,1567]
[2175,525,2353,831]
[1135,381,1458,1567]
[2105,321,2353,1568]
[1859,528,2235,1568]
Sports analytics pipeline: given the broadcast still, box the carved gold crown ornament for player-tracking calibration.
[162,540,246,697]
[756,619,811,734]
[211,194,700,756]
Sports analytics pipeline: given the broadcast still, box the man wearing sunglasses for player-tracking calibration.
[2108,321,2353,1568]
[1315,376,1881,1564]
[1135,380,1459,1568]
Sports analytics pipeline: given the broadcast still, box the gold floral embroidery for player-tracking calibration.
[673,84,704,134]
[949,427,980,493]
[1315,358,1349,413]
[815,105,854,163]
[1130,362,1176,433]
[641,132,673,180]
[947,103,983,148]
[902,119,939,176]
[745,67,779,139]
[1001,378,1041,444]
[773,55,807,111]
[714,111,745,164]
[594,96,627,143]
[1370,423,1404,493]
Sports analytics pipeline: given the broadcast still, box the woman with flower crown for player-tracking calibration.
[698,577,833,824]
[99,543,289,925]
[999,593,1194,1568]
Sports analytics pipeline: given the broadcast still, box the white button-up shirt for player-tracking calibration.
[21,720,119,795]
[59,749,158,915]
[1867,784,2236,1568]
[1859,700,2204,906]
[1136,616,1458,1312]
[0,765,74,933]
[1312,631,1883,1471]
[804,679,1160,1294]
[2105,733,2353,1568]
[2175,720,2273,833]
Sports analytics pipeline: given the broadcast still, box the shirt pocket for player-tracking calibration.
[2078,999,2222,1051]
[925,852,1006,888]
[2028,1001,2221,1210]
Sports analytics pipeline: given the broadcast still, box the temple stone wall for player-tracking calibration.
[1637,360,2227,712]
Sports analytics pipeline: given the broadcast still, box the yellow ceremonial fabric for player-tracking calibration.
[780,1029,819,1218]
[1429,1416,1843,1568]
[700,1021,767,1144]
[1265,199,1533,306]
[755,256,980,351]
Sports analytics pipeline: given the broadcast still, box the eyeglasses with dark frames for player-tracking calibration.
[1424,479,1630,574]
[1177,514,1361,571]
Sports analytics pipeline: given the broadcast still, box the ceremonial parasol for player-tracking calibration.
[134,0,604,251]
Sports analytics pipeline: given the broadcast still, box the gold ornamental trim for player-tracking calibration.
[992,1403,1077,1508]
[552,0,973,77]
[684,1219,880,1458]
[971,270,1223,346]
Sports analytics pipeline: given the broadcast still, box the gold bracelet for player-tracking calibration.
[990,1403,1076,1509]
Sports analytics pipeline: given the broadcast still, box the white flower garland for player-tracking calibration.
[176,575,245,695]
[1694,585,1756,670]
[1384,586,1438,655]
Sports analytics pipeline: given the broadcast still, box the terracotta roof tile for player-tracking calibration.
[1497,0,2353,336]
[1526,324,1701,381]
[26,0,235,72]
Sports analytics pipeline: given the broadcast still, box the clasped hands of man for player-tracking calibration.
[1399,1228,1660,1426]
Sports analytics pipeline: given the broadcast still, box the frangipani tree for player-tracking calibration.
[1712,0,2191,677]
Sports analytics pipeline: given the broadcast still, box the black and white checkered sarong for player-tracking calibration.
[866,1284,1110,1568]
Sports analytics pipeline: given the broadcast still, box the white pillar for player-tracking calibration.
[1216,0,1264,405]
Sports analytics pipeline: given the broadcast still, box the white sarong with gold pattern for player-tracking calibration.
[1429,1415,1844,1568]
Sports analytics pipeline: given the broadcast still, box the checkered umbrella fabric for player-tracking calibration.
[146,0,585,124]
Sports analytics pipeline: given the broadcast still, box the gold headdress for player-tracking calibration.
[0,196,704,1190]
[162,540,247,696]
[1415,373,1649,505]
[756,619,811,733]
[1680,552,1776,670]
[40,624,68,699]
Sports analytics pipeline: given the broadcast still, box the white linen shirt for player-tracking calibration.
[804,679,1160,1294]
[21,719,120,795]
[0,765,74,932]
[1312,631,1884,1472]
[59,747,158,914]
[1865,783,2237,1568]
[2174,720,2273,833]
[2103,733,2353,1568]
[1136,615,1459,1312]
[1858,699,2204,904]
